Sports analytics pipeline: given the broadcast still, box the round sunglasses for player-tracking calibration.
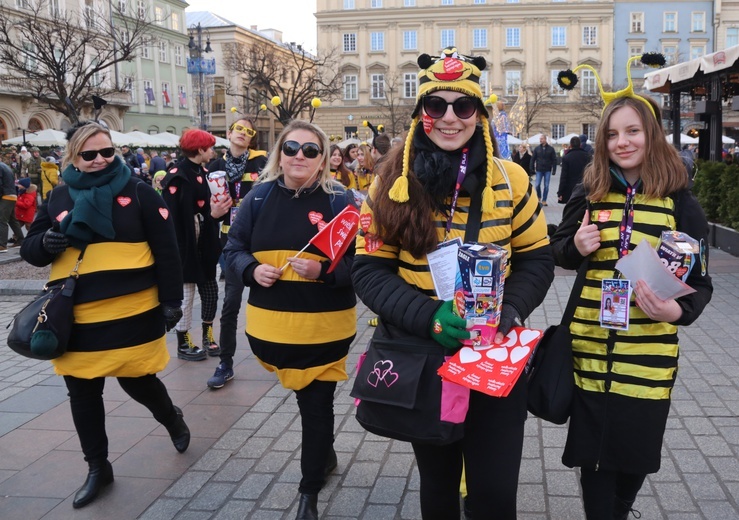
[422,95,478,120]
[282,140,322,159]
[77,147,116,161]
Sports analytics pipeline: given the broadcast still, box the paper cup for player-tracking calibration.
[207,171,229,203]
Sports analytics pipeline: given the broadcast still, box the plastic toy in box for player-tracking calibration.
[453,243,507,347]
[657,231,699,282]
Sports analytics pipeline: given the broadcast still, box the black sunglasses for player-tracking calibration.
[282,140,322,159]
[78,147,116,161]
[422,95,478,119]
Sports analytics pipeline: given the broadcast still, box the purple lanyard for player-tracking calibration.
[444,148,470,239]
[618,184,637,258]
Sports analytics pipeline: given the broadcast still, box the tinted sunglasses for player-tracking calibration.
[232,124,256,137]
[282,140,322,159]
[422,95,478,119]
[78,147,116,161]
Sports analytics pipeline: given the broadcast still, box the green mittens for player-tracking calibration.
[429,300,471,349]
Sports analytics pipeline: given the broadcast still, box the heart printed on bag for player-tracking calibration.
[486,348,508,362]
[367,368,382,387]
[317,221,327,231]
[117,196,131,207]
[56,210,68,222]
[383,370,399,387]
[374,360,393,379]
[168,186,177,194]
[364,233,383,253]
[501,329,518,348]
[159,208,169,220]
[308,211,324,225]
[197,200,205,208]
[519,329,541,346]
[360,213,372,232]
[510,346,531,364]
[459,347,482,364]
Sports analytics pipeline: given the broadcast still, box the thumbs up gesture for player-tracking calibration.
[574,210,601,256]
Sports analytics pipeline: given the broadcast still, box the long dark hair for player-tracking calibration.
[330,144,352,188]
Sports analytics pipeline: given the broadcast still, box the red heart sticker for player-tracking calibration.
[317,221,327,231]
[196,176,203,184]
[422,114,434,135]
[675,266,688,278]
[202,166,209,173]
[360,213,372,232]
[250,172,259,181]
[169,186,177,194]
[117,196,131,207]
[364,233,384,253]
[443,58,464,74]
[197,200,205,207]
[308,211,324,224]
[56,210,68,222]
[159,208,169,219]
[598,210,611,222]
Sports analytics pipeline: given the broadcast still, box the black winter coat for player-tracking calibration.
[557,147,590,204]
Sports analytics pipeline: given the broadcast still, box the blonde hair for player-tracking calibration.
[62,122,112,169]
[256,120,341,195]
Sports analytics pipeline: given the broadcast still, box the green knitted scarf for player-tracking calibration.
[60,156,131,248]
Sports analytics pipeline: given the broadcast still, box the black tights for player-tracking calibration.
[295,379,337,495]
[64,374,178,462]
[580,468,646,520]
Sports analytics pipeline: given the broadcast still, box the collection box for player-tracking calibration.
[657,231,699,282]
[453,243,507,347]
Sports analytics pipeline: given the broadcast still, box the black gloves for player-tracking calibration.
[162,305,183,332]
[497,305,522,340]
[42,228,69,255]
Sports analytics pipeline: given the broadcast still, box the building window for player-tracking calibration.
[49,0,60,17]
[691,12,705,32]
[441,29,455,48]
[441,0,454,4]
[344,0,355,8]
[505,70,521,96]
[118,0,126,12]
[344,74,358,100]
[174,45,183,66]
[474,0,486,3]
[23,41,37,69]
[370,32,385,52]
[171,12,180,31]
[551,27,566,47]
[404,0,416,5]
[664,12,677,33]
[630,12,644,33]
[690,45,705,60]
[178,84,187,108]
[371,74,385,99]
[727,27,739,48]
[582,123,596,142]
[506,0,519,3]
[551,70,566,95]
[551,124,565,140]
[137,0,145,18]
[343,33,357,52]
[506,28,521,48]
[154,6,163,25]
[125,77,136,103]
[85,0,94,29]
[582,26,597,46]
[403,31,417,50]
[404,72,417,98]
[473,28,487,48]
[141,44,150,59]
[15,0,32,9]
[581,69,597,96]
[159,41,168,62]
[371,0,382,6]
[162,82,171,107]
[662,45,677,65]
[144,80,155,105]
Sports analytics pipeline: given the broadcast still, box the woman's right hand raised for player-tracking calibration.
[573,210,601,257]
[253,263,283,288]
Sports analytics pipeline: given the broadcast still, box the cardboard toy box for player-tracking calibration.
[657,231,699,282]
[453,243,507,347]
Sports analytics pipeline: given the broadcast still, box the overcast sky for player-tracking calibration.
[185,0,318,53]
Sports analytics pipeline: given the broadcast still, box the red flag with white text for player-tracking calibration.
[309,205,360,273]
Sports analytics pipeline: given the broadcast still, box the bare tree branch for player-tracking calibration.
[369,72,414,136]
[0,0,157,124]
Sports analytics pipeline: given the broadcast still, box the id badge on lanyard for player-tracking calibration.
[600,279,631,330]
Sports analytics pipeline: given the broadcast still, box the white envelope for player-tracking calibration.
[615,239,696,300]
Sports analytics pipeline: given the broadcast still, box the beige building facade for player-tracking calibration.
[315,0,615,143]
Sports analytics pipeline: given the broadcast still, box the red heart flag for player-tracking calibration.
[309,205,360,273]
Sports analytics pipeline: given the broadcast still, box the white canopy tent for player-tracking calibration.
[526,133,547,145]
[336,138,360,149]
[666,134,699,145]
[3,129,67,147]
[506,135,523,145]
[152,132,181,147]
[722,135,735,145]
[123,131,171,148]
[214,136,230,148]
[555,133,580,145]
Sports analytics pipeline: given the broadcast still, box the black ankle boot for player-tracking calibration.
[176,330,206,361]
[73,458,114,509]
[166,406,190,453]
[296,493,318,520]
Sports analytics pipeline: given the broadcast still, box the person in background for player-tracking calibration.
[557,135,589,204]
[150,150,167,174]
[342,142,358,171]
[355,143,375,191]
[162,130,232,361]
[352,47,553,520]
[329,144,354,189]
[14,177,37,233]
[206,117,267,389]
[0,161,24,252]
[224,120,356,520]
[121,145,141,175]
[511,144,532,178]
[40,156,60,201]
[20,121,189,509]
[579,133,594,157]
[531,134,557,206]
[552,59,713,519]
[151,170,167,195]
[136,147,146,167]
[24,146,43,187]
[390,136,403,148]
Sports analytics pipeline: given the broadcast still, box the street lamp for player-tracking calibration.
[188,23,214,131]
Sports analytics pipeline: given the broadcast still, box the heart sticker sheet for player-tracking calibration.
[437,327,542,397]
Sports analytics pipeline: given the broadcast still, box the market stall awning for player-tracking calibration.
[645,45,739,93]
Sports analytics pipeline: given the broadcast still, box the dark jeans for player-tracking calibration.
[411,381,527,519]
[534,170,552,202]
[64,374,178,461]
[219,259,245,367]
[0,199,24,247]
[580,468,646,520]
[295,380,336,494]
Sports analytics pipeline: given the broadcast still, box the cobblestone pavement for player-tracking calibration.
[0,200,738,519]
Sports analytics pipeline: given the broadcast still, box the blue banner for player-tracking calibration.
[187,58,216,75]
